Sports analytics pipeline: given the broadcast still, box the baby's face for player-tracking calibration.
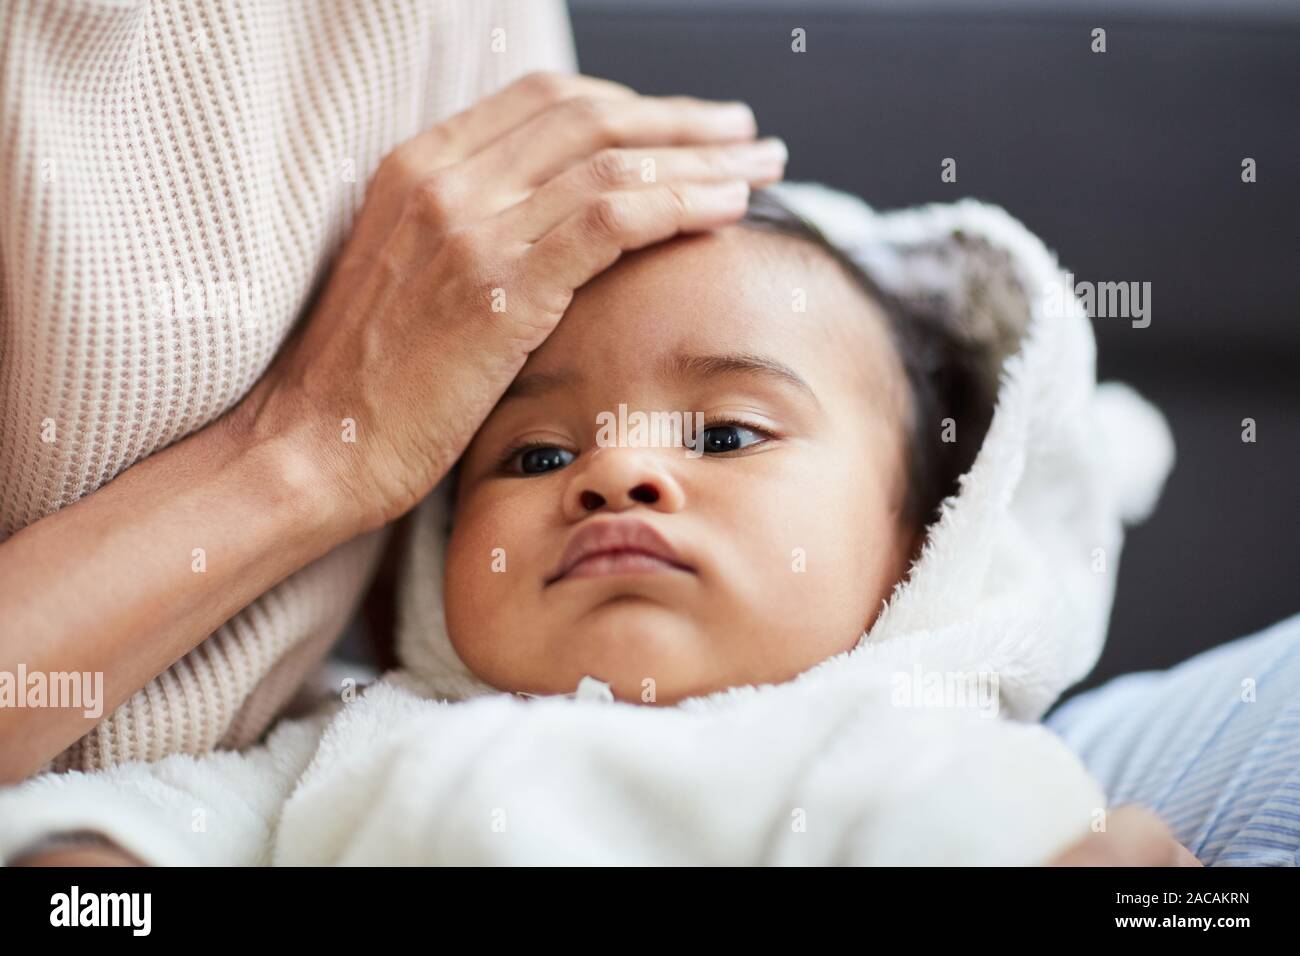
[445,226,916,704]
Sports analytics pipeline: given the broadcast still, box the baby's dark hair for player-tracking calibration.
[739,190,993,533]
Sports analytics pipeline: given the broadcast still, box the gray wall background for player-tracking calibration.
[568,0,1300,699]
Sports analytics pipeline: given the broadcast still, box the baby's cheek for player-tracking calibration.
[721,502,856,651]
[444,501,516,652]
[771,482,896,647]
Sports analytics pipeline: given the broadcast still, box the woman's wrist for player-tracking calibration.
[0,403,367,782]
[224,324,501,538]
[219,381,373,544]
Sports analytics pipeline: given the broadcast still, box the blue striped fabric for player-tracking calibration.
[1046,614,1300,866]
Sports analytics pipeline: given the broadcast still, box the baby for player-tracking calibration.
[0,185,1173,866]
[441,192,988,705]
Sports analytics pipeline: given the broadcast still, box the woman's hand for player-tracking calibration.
[1049,805,1202,866]
[233,71,787,535]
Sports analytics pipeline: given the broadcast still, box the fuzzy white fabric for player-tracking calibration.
[0,186,1174,865]
[0,672,1107,865]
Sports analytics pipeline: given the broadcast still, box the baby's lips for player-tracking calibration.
[546,516,693,585]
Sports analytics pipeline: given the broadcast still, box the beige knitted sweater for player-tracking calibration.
[0,0,575,771]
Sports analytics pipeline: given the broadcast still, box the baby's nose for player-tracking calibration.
[563,450,685,518]
[578,482,659,511]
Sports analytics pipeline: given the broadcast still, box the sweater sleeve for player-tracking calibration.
[0,707,333,867]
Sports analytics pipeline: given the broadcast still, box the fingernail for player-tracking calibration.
[718,180,751,205]
[753,137,787,162]
[693,180,750,215]
[711,102,756,133]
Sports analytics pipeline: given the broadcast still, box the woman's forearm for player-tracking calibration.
[0,415,352,783]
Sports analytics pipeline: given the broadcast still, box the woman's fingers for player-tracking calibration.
[523,181,751,307]
[348,75,763,258]
[1172,843,1204,866]
[466,94,759,192]
[404,72,636,174]
[1049,805,1202,866]
[497,139,786,240]
[344,73,635,254]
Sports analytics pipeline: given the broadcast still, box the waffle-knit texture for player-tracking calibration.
[0,0,575,771]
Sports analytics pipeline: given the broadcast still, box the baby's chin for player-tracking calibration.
[467,598,727,705]
[565,598,713,703]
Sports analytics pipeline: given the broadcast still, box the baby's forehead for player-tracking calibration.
[564,225,887,351]
[463,225,913,486]
[481,227,916,467]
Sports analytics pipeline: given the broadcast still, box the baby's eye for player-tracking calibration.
[508,445,575,475]
[701,423,768,454]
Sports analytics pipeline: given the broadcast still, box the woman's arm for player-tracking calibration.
[0,418,346,783]
[0,71,784,782]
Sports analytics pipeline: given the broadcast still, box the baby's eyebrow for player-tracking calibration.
[499,369,571,404]
[658,351,820,406]
[497,351,818,406]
